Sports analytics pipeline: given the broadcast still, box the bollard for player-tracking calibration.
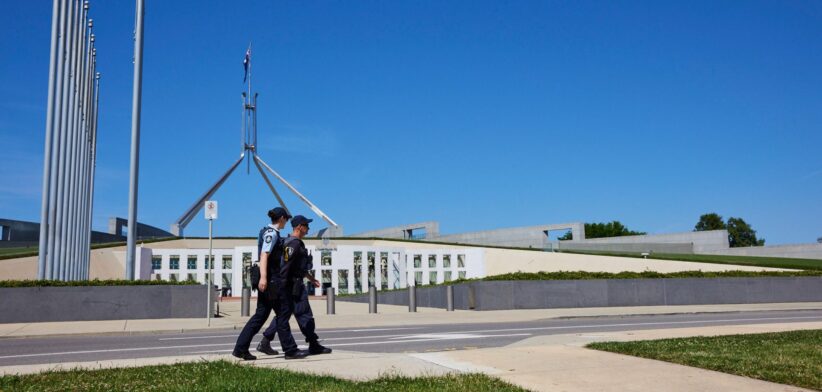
[369,286,377,314]
[446,285,454,311]
[327,287,336,315]
[409,285,417,312]
[241,287,251,317]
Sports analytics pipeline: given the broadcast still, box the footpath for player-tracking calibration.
[1,300,820,392]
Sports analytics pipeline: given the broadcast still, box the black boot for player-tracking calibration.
[309,341,332,355]
[256,337,279,355]
[231,350,257,360]
[284,349,309,360]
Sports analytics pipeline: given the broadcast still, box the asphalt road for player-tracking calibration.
[1,309,821,367]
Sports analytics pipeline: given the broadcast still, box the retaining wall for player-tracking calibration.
[339,277,822,311]
[0,285,206,323]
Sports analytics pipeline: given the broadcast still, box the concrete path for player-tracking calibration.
[1,302,820,391]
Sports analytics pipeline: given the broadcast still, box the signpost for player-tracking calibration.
[205,200,217,325]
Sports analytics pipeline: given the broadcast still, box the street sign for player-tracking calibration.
[204,200,218,220]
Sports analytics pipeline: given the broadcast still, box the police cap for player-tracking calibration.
[291,215,313,228]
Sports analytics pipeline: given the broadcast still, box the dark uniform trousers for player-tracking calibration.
[262,282,318,350]
[234,287,300,354]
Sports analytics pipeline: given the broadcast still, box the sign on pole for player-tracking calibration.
[205,200,217,325]
[205,200,218,220]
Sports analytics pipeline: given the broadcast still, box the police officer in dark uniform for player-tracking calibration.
[232,207,308,360]
[275,215,332,356]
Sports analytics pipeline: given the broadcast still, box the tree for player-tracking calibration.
[694,213,726,231]
[726,217,765,247]
[558,221,645,240]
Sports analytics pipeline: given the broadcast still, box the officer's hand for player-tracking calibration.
[258,280,267,292]
[311,278,320,288]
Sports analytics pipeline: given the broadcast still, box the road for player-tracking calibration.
[1,309,820,367]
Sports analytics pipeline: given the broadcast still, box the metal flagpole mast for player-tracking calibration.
[38,0,63,279]
[126,0,145,280]
[45,0,70,279]
[55,0,78,280]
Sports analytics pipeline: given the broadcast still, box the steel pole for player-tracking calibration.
[446,285,454,311]
[409,285,417,312]
[369,286,377,314]
[38,0,63,279]
[207,219,213,325]
[126,0,145,279]
[54,0,78,280]
[326,287,335,315]
[45,0,70,280]
[85,72,99,279]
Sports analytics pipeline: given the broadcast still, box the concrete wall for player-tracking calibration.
[0,284,207,323]
[433,223,586,249]
[0,217,172,249]
[350,221,440,240]
[340,277,822,310]
[558,242,694,254]
[571,230,729,253]
[700,243,822,260]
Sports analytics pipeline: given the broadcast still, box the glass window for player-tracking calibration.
[187,273,197,282]
[353,252,362,293]
[187,256,197,270]
[413,254,421,268]
[169,256,180,270]
[414,271,423,286]
[429,271,438,284]
[322,270,332,286]
[152,273,162,281]
[222,273,232,290]
[222,255,232,270]
[457,254,465,268]
[428,255,436,268]
[338,270,349,295]
[367,251,376,288]
[151,256,162,270]
[444,271,452,282]
[204,255,214,269]
[321,251,332,266]
[458,271,466,279]
[380,252,389,290]
[169,273,179,282]
[443,255,451,268]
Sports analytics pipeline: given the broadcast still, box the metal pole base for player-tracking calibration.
[369,286,377,314]
[241,287,251,317]
[446,285,454,311]
[327,288,336,315]
[408,286,417,312]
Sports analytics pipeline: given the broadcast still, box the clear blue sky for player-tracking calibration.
[1,1,821,244]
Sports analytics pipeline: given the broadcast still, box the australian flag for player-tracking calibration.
[243,45,251,83]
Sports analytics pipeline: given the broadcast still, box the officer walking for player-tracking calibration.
[273,215,332,356]
[232,207,308,360]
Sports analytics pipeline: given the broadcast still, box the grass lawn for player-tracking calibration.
[561,250,822,271]
[0,360,528,392]
[587,329,822,390]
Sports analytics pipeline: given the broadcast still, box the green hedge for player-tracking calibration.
[0,279,201,288]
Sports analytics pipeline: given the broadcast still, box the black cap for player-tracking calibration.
[291,215,313,227]
[268,207,292,220]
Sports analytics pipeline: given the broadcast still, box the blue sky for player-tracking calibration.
[1,1,821,244]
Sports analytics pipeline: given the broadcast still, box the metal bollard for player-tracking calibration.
[369,286,377,314]
[241,287,251,317]
[446,285,454,311]
[409,285,417,312]
[327,287,336,315]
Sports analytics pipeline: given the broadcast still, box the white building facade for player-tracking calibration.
[136,244,484,297]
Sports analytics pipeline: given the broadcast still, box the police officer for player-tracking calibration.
[232,207,308,360]
[274,215,332,356]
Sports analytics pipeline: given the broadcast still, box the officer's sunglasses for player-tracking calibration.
[300,224,310,231]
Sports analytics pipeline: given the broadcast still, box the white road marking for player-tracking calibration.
[3,315,819,361]
[158,327,422,341]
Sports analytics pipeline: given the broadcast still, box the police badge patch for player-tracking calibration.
[264,235,272,243]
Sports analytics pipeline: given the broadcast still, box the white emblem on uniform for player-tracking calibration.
[264,235,272,243]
